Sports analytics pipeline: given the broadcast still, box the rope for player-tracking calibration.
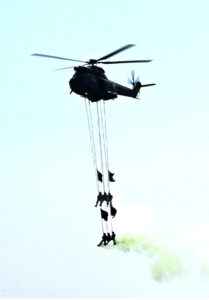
[85,99,99,192]
[100,214,104,234]
[97,101,114,233]
[97,101,111,233]
[99,101,108,192]
[102,101,114,233]
[85,99,114,235]
[88,100,98,176]
[96,102,106,193]
[101,101,111,192]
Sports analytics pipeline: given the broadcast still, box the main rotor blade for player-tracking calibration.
[31,53,85,63]
[54,66,75,71]
[99,59,152,64]
[97,44,135,62]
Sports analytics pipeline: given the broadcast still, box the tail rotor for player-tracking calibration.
[128,70,140,87]
[128,70,156,98]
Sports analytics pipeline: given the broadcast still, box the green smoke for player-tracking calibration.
[151,249,184,281]
[113,234,159,256]
[107,234,184,281]
[201,262,209,279]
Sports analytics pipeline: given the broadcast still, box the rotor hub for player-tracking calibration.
[88,59,97,65]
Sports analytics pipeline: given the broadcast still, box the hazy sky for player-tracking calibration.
[0,0,209,298]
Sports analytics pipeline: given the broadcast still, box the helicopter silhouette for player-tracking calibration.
[32,44,155,102]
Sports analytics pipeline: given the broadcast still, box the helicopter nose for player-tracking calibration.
[69,77,79,92]
[69,76,84,95]
[69,78,75,89]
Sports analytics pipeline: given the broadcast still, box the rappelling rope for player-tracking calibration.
[97,100,111,192]
[96,102,106,193]
[88,100,98,175]
[96,101,110,233]
[102,101,114,233]
[101,100,111,193]
[97,101,114,234]
[98,101,107,189]
[85,99,114,237]
[85,99,99,193]
[85,100,106,234]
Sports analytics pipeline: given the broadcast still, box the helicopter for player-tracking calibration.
[32,44,156,102]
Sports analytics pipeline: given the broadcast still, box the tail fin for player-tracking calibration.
[132,81,142,98]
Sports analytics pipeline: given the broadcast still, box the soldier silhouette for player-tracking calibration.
[95,192,103,207]
[97,233,109,247]
[106,192,113,206]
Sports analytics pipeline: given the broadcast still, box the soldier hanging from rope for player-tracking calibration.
[97,209,117,246]
[85,99,117,245]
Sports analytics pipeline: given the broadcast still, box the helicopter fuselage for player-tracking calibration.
[69,65,138,102]
[32,44,155,102]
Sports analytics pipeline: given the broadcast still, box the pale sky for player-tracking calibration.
[0,0,209,298]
